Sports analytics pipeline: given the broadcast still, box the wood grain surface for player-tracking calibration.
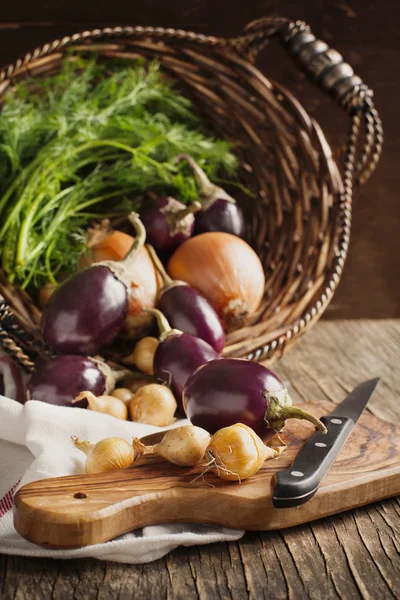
[2,319,400,598]
[13,398,400,548]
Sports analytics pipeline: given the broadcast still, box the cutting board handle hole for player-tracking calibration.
[73,492,87,499]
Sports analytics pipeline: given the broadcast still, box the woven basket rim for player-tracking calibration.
[0,19,383,371]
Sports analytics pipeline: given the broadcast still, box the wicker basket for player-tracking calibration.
[0,16,383,373]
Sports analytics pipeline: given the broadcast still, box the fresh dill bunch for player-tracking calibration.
[0,56,240,294]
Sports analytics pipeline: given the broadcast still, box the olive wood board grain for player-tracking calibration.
[13,400,400,549]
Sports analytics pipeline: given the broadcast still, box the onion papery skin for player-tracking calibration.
[82,230,161,339]
[122,246,161,337]
[167,232,265,330]
[42,214,150,354]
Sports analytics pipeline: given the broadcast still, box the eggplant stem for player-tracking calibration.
[171,201,202,223]
[263,388,327,434]
[175,154,235,207]
[175,153,214,196]
[279,406,328,434]
[146,244,187,298]
[163,199,202,236]
[146,244,173,287]
[96,212,146,289]
[121,212,146,266]
[145,308,175,339]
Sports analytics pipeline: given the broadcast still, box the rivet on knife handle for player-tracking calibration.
[271,416,354,508]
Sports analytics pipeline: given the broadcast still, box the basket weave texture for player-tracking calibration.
[0,17,383,372]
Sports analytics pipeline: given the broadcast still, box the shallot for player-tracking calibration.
[123,336,158,375]
[129,383,177,426]
[133,425,211,466]
[205,423,280,481]
[111,387,134,404]
[72,436,135,473]
[73,390,128,420]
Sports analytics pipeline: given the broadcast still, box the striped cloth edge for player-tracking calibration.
[0,481,20,518]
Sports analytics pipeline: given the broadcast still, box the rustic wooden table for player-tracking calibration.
[1,321,399,599]
[1,1,399,598]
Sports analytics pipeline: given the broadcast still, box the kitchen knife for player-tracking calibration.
[271,378,380,508]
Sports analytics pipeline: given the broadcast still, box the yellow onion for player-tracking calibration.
[167,232,265,330]
[129,383,177,426]
[72,436,135,473]
[133,425,210,466]
[73,390,128,420]
[111,387,134,405]
[81,223,161,338]
[123,336,158,375]
[206,423,279,481]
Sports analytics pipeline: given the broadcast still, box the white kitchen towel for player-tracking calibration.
[0,358,244,563]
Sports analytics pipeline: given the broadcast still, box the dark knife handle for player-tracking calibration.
[272,416,354,508]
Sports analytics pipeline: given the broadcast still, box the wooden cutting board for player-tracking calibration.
[13,400,400,549]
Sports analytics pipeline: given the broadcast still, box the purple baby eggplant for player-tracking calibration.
[183,359,328,441]
[41,213,145,355]
[150,309,218,410]
[194,198,245,237]
[28,355,106,406]
[147,245,225,353]
[176,154,245,237]
[140,196,201,255]
[27,355,134,407]
[158,285,225,353]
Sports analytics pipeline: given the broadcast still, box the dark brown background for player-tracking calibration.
[1,0,399,321]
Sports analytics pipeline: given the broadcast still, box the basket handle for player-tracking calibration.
[0,299,47,372]
[231,17,383,185]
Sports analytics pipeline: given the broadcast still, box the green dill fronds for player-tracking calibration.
[0,56,241,294]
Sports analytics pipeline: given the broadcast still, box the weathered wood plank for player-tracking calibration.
[1,497,400,600]
[2,319,400,598]
[275,319,400,424]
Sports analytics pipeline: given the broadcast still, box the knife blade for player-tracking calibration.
[271,378,380,508]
